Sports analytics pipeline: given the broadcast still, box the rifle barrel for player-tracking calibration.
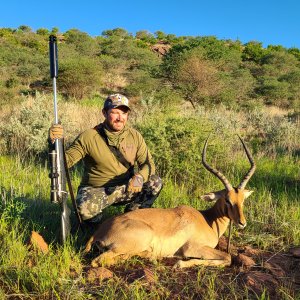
[49,35,59,124]
[49,35,58,79]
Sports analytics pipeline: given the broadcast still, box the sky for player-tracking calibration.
[1,0,299,49]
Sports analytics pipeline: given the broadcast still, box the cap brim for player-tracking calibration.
[112,104,130,110]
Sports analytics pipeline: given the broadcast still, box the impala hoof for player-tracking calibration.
[91,258,101,268]
[172,260,184,269]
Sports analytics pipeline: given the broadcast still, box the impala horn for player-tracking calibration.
[237,135,256,190]
[202,137,233,191]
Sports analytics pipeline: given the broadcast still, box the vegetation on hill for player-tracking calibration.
[1,25,300,111]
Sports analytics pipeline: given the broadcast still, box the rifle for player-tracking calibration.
[48,35,71,243]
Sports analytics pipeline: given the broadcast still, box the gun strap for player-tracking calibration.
[62,138,83,228]
[94,125,134,173]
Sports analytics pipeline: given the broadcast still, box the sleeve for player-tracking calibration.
[135,131,156,181]
[64,134,88,168]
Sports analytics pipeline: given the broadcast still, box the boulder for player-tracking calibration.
[28,231,49,254]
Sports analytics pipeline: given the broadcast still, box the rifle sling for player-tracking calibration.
[62,138,83,227]
[95,125,133,172]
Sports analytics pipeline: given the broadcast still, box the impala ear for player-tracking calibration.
[244,189,254,199]
[201,190,225,202]
[201,193,216,202]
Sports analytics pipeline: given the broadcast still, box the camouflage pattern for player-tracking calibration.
[76,174,163,222]
[104,94,130,110]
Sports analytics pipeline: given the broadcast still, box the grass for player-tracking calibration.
[0,149,299,299]
[0,98,299,299]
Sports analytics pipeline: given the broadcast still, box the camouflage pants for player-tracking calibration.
[76,174,163,222]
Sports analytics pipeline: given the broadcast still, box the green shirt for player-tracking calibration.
[65,125,155,188]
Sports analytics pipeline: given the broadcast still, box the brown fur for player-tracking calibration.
[85,189,253,268]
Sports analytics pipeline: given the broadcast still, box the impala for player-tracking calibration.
[85,136,256,268]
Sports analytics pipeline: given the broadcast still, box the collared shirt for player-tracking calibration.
[65,124,155,188]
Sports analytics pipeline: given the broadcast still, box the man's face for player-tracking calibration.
[103,106,129,132]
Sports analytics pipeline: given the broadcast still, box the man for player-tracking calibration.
[49,94,163,224]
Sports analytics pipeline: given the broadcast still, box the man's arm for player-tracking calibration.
[49,124,86,168]
[134,132,156,182]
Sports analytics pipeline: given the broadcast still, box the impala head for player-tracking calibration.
[201,135,256,229]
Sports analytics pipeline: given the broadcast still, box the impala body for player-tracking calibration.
[85,136,256,268]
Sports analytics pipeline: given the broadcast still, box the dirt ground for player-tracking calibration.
[84,236,300,298]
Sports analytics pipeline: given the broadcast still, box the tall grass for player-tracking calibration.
[0,96,299,298]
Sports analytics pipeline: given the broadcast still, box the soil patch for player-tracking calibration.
[84,243,300,299]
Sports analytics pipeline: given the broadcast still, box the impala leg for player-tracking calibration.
[84,236,95,253]
[174,245,231,269]
[91,250,131,267]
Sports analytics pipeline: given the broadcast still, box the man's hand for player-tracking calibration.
[49,124,64,143]
[127,174,144,193]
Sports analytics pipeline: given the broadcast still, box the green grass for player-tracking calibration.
[79,95,105,109]
[0,149,299,299]
[0,99,299,299]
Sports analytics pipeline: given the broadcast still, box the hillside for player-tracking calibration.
[0,25,300,111]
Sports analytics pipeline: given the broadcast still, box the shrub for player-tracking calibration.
[135,110,234,189]
[0,94,104,157]
[59,57,103,99]
[245,108,300,156]
[0,94,53,157]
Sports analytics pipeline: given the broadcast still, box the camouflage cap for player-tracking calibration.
[103,94,130,110]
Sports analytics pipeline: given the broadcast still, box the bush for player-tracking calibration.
[59,57,103,99]
[135,110,232,188]
[245,108,300,156]
[0,94,53,157]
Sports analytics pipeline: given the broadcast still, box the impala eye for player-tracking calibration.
[225,197,232,206]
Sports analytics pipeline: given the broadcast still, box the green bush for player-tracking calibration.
[135,111,232,190]
[0,94,53,157]
[59,56,103,99]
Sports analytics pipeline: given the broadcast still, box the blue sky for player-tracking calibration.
[1,0,299,48]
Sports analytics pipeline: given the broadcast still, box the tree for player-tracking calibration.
[98,36,161,95]
[242,41,265,63]
[162,36,242,80]
[224,68,256,104]
[59,57,103,99]
[98,33,160,73]
[36,28,50,35]
[51,27,59,34]
[155,31,167,40]
[256,76,290,107]
[18,25,32,33]
[124,69,160,97]
[175,53,223,107]
[279,71,300,109]
[102,28,129,38]
[288,47,300,61]
[135,30,155,43]
[17,65,40,85]
[260,49,298,77]
[64,29,98,56]
[0,28,14,37]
